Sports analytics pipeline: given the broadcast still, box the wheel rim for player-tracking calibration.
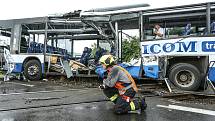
[28,65,39,76]
[174,70,195,88]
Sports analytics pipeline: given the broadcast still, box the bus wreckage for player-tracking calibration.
[0,2,215,92]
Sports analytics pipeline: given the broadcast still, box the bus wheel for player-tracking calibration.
[169,63,201,91]
[23,60,42,81]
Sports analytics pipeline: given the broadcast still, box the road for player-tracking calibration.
[0,80,214,121]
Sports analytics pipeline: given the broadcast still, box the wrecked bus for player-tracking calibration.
[0,12,102,81]
[1,2,215,92]
[81,2,215,91]
[139,2,215,91]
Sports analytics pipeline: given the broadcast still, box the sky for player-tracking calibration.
[0,0,213,20]
[0,0,213,54]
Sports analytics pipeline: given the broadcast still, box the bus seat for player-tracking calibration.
[52,47,57,54]
[85,48,92,65]
[37,43,42,53]
[95,47,107,64]
[33,42,38,53]
[40,44,44,53]
[211,22,215,34]
[65,50,68,55]
[110,46,116,55]
[56,47,60,54]
[50,46,54,54]
[27,42,37,53]
[41,44,45,53]
[58,48,62,55]
[61,48,64,55]
[35,43,41,53]
[27,42,33,53]
[80,47,91,66]
[62,49,66,55]
[46,46,51,53]
[182,24,191,36]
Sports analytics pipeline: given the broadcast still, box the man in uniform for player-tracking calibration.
[99,54,147,114]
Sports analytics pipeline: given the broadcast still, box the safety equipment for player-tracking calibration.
[115,65,139,92]
[122,95,131,102]
[114,81,132,103]
[115,82,132,95]
[99,55,115,66]
[103,86,142,114]
[110,94,118,102]
[130,102,136,111]
[138,96,147,110]
[99,85,106,89]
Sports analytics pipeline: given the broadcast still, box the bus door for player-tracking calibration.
[209,56,215,82]
[142,56,159,79]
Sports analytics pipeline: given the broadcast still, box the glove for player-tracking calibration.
[103,71,108,79]
[99,85,106,90]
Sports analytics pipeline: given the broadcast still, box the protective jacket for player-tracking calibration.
[103,65,138,94]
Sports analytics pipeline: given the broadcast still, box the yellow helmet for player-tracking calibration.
[99,55,115,66]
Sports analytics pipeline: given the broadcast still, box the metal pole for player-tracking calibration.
[71,39,74,58]
[0,56,2,68]
[139,11,144,42]
[120,29,123,62]
[10,24,22,54]
[44,18,48,73]
[115,22,119,58]
[33,34,35,42]
[164,78,173,93]
[55,39,58,48]
[51,36,54,47]
[164,21,166,38]
[118,29,121,61]
[97,39,99,48]
[206,3,211,34]
[27,28,95,34]
[48,35,107,40]
[139,11,144,78]
[84,3,149,12]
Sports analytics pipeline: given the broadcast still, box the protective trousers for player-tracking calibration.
[103,87,140,114]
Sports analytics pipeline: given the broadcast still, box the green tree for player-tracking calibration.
[168,27,183,35]
[91,43,97,57]
[122,36,140,62]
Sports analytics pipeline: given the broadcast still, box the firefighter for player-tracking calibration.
[99,54,147,114]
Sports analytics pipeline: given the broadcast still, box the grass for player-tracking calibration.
[0,71,4,78]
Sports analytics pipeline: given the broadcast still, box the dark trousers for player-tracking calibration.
[103,87,140,114]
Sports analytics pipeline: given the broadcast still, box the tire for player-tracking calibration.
[168,63,201,91]
[23,60,42,81]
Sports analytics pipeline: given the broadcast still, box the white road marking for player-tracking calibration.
[6,82,35,87]
[157,104,215,116]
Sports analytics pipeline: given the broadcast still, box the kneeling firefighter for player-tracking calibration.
[99,54,147,114]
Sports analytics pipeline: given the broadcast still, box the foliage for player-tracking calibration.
[91,43,97,57]
[0,71,4,78]
[168,27,183,35]
[89,37,141,62]
[122,36,140,62]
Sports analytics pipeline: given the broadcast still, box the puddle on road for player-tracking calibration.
[74,105,98,110]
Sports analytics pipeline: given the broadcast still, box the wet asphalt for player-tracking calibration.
[0,80,214,121]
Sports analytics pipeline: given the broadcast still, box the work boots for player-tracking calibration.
[139,96,147,110]
[127,96,147,114]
